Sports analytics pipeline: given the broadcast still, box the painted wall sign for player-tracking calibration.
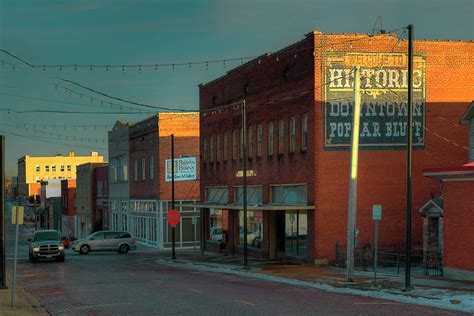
[165,157,197,182]
[324,52,426,149]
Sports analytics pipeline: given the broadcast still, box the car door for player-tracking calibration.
[104,232,120,251]
[89,232,106,251]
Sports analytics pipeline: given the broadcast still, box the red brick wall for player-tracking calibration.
[312,33,472,261]
[199,31,473,262]
[61,179,76,216]
[199,36,315,205]
[443,180,474,272]
[129,116,159,200]
[158,113,200,201]
[129,113,200,201]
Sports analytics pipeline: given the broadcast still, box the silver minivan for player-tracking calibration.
[73,231,136,255]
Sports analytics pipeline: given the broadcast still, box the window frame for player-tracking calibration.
[301,113,308,151]
[216,133,221,162]
[257,124,263,157]
[134,160,138,182]
[149,156,154,180]
[203,137,209,164]
[248,125,253,159]
[289,116,296,153]
[223,132,229,162]
[232,130,238,161]
[278,119,285,155]
[210,134,215,163]
[268,122,274,156]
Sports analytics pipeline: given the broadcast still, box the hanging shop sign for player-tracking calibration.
[165,157,197,182]
[324,52,426,150]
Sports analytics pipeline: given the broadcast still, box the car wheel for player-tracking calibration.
[80,245,90,255]
[118,244,129,254]
[56,256,65,262]
[29,254,37,263]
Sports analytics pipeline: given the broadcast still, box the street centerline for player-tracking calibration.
[234,299,256,306]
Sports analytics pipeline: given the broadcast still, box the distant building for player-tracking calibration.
[11,176,18,200]
[39,179,62,229]
[17,151,104,201]
[128,113,200,247]
[95,165,109,231]
[75,162,108,239]
[108,120,130,232]
[61,179,76,239]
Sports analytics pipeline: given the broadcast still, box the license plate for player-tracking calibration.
[46,255,52,258]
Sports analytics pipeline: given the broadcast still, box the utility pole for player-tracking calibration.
[171,134,176,260]
[33,194,37,231]
[346,66,361,282]
[242,100,248,269]
[0,135,6,289]
[405,24,414,290]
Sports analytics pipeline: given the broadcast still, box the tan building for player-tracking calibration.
[18,151,104,200]
[75,162,108,239]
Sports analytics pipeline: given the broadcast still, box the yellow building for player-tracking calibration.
[18,151,105,199]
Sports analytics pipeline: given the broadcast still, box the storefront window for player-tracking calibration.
[284,210,308,258]
[209,209,224,242]
[238,210,263,249]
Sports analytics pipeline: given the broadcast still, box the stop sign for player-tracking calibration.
[168,209,181,227]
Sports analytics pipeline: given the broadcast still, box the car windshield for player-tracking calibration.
[33,231,60,241]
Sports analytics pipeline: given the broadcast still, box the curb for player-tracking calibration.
[0,273,48,315]
[156,258,474,314]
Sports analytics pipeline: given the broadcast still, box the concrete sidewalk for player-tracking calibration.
[156,250,474,313]
[0,273,48,315]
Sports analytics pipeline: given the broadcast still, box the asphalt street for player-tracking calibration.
[2,202,468,315]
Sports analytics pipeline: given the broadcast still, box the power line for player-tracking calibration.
[0,91,149,113]
[0,27,405,71]
[53,77,194,112]
[0,107,152,115]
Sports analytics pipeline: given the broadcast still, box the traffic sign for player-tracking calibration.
[167,209,181,227]
[372,204,382,221]
[12,206,24,225]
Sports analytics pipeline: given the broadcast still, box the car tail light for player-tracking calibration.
[132,238,136,245]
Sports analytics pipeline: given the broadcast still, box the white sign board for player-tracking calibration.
[372,204,382,221]
[165,157,197,182]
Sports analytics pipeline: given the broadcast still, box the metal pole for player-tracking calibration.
[346,66,361,282]
[33,195,37,231]
[200,208,204,256]
[0,135,6,289]
[405,24,414,290]
[171,134,176,260]
[11,210,19,307]
[374,220,379,286]
[242,100,248,269]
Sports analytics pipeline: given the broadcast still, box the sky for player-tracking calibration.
[0,0,472,174]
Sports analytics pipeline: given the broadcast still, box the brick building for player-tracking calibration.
[95,165,109,231]
[198,31,473,263]
[60,179,76,239]
[108,120,130,232]
[75,162,108,239]
[422,102,474,280]
[128,112,200,248]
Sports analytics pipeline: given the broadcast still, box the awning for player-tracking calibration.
[423,163,474,180]
[180,203,315,211]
